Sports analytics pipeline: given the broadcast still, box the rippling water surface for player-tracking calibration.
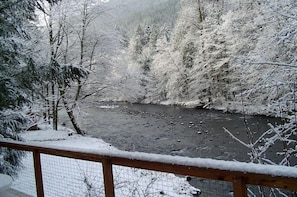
[67,102,280,163]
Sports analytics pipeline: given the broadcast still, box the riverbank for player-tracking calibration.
[95,96,287,118]
[158,99,284,118]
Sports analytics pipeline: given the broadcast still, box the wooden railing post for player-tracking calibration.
[102,159,115,197]
[233,177,247,197]
[33,150,44,197]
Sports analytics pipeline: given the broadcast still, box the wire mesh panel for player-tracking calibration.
[188,178,233,197]
[11,152,105,197]
[11,151,37,197]
[40,154,105,197]
[113,165,201,197]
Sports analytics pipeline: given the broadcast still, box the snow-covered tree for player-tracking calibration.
[36,0,111,134]
[129,25,145,60]
[147,0,232,105]
[0,0,38,176]
[150,37,181,102]
[0,0,37,109]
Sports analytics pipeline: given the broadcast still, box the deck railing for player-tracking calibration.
[0,139,297,197]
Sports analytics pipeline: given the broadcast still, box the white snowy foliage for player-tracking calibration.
[124,0,297,118]
[151,38,181,102]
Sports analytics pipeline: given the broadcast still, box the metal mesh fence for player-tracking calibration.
[11,152,105,197]
[113,165,201,197]
[11,153,202,197]
[8,149,296,197]
[188,178,232,197]
[11,151,37,197]
[40,154,104,197]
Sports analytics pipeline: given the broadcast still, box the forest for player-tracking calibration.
[0,0,296,190]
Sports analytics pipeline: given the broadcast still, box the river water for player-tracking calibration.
[62,102,288,196]
[70,102,280,163]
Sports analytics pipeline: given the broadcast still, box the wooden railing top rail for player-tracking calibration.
[1,139,297,193]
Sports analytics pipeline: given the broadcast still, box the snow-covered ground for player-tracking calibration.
[11,124,200,197]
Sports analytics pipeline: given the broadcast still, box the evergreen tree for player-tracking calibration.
[0,0,36,109]
[129,25,144,59]
[0,0,38,176]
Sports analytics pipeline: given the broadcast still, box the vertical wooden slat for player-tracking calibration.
[33,150,44,197]
[233,177,247,197]
[102,159,115,197]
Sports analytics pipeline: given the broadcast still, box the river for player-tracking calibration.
[62,102,288,196]
[65,102,281,163]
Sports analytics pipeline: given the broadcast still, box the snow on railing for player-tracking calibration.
[0,139,297,197]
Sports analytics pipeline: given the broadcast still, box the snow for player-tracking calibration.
[0,174,12,192]
[98,104,120,109]
[70,148,297,179]
[11,126,200,197]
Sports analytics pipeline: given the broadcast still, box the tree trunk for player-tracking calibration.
[52,82,58,130]
[75,79,82,102]
[42,86,47,121]
[48,4,58,131]
[46,84,50,124]
[197,0,204,22]
[42,84,50,124]
[60,88,85,135]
